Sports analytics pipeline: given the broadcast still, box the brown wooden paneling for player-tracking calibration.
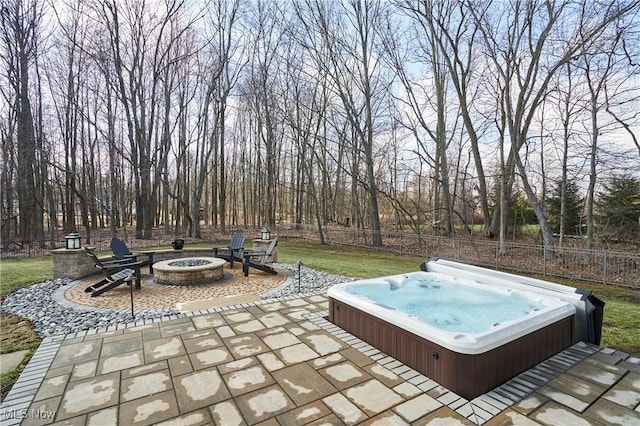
[329,298,574,400]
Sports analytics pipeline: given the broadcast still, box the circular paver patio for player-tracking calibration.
[64,264,288,311]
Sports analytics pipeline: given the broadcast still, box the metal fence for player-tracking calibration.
[293,226,640,289]
[2,226,638,288]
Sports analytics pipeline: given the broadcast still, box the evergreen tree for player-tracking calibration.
[488,182,536,235]
[596,174,640,241]
[547,180,584,235]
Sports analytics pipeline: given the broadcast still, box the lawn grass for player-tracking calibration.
[0,258,49,396]
[520,224,541,234]
[461,224,485,232]
[277,239,425,278]
[0,313,40,396]
[0,257,53,300]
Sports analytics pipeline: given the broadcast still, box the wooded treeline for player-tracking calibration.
[1,0,639,251]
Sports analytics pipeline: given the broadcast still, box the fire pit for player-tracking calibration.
[153,257,226,285]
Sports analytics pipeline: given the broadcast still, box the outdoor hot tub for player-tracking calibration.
[328,259,603,399]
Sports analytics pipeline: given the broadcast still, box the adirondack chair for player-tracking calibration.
[84,248,144,297]
[242,237,278,277]
[110,237,154,273]
[213,232,245,268]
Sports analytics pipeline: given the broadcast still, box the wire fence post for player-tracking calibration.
[425,235,429,260]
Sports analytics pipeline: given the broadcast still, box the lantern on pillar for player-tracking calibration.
[65,232,81,250]
[261,228,271,241]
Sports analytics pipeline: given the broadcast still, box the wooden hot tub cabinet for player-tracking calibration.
[328,297,574,400]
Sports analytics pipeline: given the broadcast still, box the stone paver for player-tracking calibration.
[602,372,640,409]
[272,363,336,406]
[543,373,608,406]
[393,393,442,422]
[2,293,639,425]
[529,400,600,425]
[584,397,640,425]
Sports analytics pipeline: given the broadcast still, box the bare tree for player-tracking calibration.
[472,0,639,251]
[397,0,494,235]
[0,0,44,242]
[92,0,196,239]
[385,1,460,235]
[193,0,243,236]
[300,0,390,246]
[548,63,584,247]
[281,25,333,242]
[240,0,290,229]
[0,96,16,249]
[579,17,640,249]
[47,0,93,240]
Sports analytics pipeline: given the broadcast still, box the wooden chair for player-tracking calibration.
[110,237,154,273]
[84,248,144,297]
[242,237,278,277]
[213,232,245,267]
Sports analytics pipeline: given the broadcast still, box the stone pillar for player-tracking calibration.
[251,239,278,263]
[52,248,96,279]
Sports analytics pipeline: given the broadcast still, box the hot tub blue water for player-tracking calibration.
[328,271,575,354]
[345,275,543,334]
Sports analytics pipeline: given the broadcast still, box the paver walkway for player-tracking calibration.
[1,294,639,425]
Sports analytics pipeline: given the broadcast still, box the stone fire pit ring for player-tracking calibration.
[153,257,226,286]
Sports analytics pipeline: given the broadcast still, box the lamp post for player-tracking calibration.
[65,232,81,250]
[296,260,303,293]
[261,228,271,241]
